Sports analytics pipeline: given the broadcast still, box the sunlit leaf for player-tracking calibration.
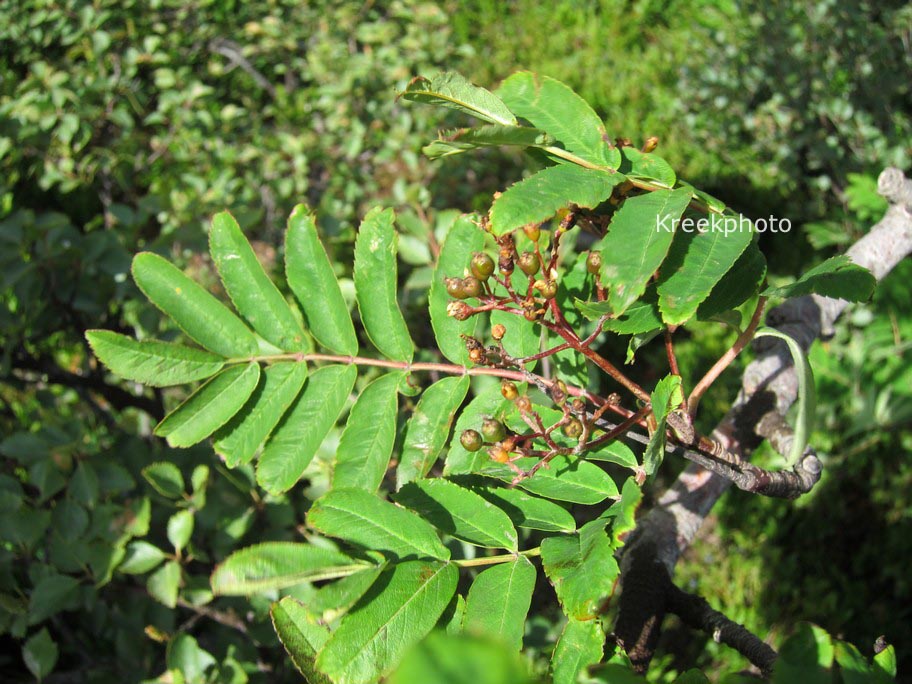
[132,252,259,357]
[285,205,359,355]
[271,597,332,684]
[423,124,554,158]
[761,254,875,302]
[464,557,535,650]
[473,485,576,532]
[551,618,604,684]
[401,72,517,126]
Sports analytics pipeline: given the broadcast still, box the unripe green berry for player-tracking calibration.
[534,279,557,299]
[586,251,602,274]
[523,224,541,242]
[445,277,467,299]
[460,429,483,452]
[470,252,495,280]
[462,276,483,298]
[517,251,540,276]
[481,417,506,443]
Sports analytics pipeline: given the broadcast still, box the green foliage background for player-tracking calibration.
[1,1,909,681]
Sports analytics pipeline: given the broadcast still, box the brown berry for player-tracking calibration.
[445,277,467,299]
[586,251,602,275]
[515,396,532,413]
[517,251,539,276]
[563,418,583,439]
[534,280,557,299]
[523,224,541,242]
[462,277,482,298]
[460,429,483,452]
[501,381,519,401]
[489,446,511,463]
[470,252,495,280]
[491,324,506,340]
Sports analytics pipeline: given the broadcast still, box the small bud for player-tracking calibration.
[524,307,541,322]
[460,429,483,452]
[500,381,519,400]
[571,398,585,412]
[470,252,495,280]
[517,251,539,276]
[641,136,659,153]
[491,323,506,340]
[468,347,486,364]
[481,417,506,443]
[586,251,602,275]
[563,418,583,439]
[515,396,532,413]
[446,301,471,320]
[445,277,467,299]
[551,380,568,406]
[522,223,541,242]
[462,276,483,298]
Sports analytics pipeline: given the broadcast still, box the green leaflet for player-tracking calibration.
[657,211,754,325]
[85,330,224,386]
[209,211,309,352]
[166,509,193,553]
[464,557,535,651]
[507,455,619,505]
[602,477,644,548]
[643,374,683,477]
[257,364,356,495]
[400,72,517,126]
[597,187,693,316]
[398,376,470,488]
[587,440,639,471]
[396,479,518,550]
[472,485,576,532]
[147,559,181,608]
[497,72,619,168]
[551,618,605,684]
[761,254,876,302]
[214,362,308,467]
[444,385,512,475]
[211,542,369,595]
[154,363,260,448]
[119,541,167,575]
[755,329,816,466]
[577,286,664,335]
[305,564,386,623]
[490,165,623,235]
[308,488,450,561]
[131,252,259,358]
[541,519,619,620]
[315,561,459,684]
[354,207,414,362]
[424,124,555,159]
[428,214,484,364]
[618,147,677,188]
[333,372,402,493]
[389,632,535,684]
[141,462,184,498]
[698,239,767,321]
[285,205,359,355]
[271,597,332,684]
